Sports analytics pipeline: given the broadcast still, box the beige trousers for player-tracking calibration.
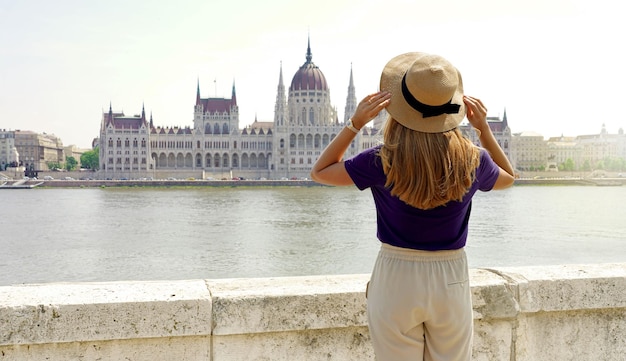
[366,243,473,361]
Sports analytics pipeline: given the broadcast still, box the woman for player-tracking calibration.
[310,52,515,361]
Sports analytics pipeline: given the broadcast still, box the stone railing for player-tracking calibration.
[1,263,625,361]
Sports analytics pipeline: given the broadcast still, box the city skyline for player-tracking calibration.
[1,0,625,148]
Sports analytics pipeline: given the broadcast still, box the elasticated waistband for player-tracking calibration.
[379,242,465,262]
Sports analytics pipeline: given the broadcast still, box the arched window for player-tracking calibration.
[290,134,296,148]
[116,138,122,147]
[133,138,138,147]
[223,123,229,134]
[309,107,315,124]
[205,124,212,134]
[108,138,113,147]
[301,108,306,124]
[214,123,220,135]
[280,139,285,148]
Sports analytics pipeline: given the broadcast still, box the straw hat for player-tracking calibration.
[380,52,465,133]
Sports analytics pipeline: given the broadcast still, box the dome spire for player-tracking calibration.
[306,34,312,63]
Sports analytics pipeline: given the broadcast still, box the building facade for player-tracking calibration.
[99,41,383,180]
[13,130,65,173]
[0,129,19,170]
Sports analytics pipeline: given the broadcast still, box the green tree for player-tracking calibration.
[65,156,78,171]
[561,158,575,171]
[46,161,61,171]
[80,148,99,170]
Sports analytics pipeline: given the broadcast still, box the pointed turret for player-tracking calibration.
[231,79,237,106]
[274,61,287,127]
[141,103,146,121]
[196,78,201,106]
[344,63,357,123]
[108,102,114,126]
[502,108,508,129]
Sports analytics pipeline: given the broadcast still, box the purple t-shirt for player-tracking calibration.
[344,145,500,250]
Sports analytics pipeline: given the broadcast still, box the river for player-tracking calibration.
[1,185,624,285]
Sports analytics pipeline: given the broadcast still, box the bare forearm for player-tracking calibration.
[311,92,390,185]
[310,127,357,185]
[477,126,515,177]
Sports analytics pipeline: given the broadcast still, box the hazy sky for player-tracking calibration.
[1,0,624,148]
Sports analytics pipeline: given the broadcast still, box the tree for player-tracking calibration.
[80,148,99,170]
[47,161,62,171]
[581,160,592,171]
[561,158,575,171]
[65,156,78,171]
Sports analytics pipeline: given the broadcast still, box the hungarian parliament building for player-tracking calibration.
[98,41,393,180]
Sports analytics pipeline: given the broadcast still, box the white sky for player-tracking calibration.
[1,0,624,148]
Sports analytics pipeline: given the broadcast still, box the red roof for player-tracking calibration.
[200,98,234,114]
[114,117,144,130]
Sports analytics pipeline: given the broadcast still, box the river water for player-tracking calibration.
[1,185,624,286]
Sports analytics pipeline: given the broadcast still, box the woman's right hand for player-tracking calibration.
[351,91,391,129]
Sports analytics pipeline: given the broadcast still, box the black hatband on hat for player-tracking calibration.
[401,74,460,118]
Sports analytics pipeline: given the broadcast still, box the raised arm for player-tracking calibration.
[463,96,515,189]
[310,91,390,186]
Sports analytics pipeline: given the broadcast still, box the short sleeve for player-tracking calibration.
[476,149,501,192]
[344,146,386,190]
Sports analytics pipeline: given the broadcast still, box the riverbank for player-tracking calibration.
[2,177,625,188]
[0,179,325,188]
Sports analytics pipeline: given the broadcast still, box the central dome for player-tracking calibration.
[290,42,328,91]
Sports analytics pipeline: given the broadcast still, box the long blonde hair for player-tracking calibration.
[379,117,481,210]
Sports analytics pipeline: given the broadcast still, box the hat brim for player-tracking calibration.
[380,52,465,133]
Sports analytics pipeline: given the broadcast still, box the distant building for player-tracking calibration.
[575,124,625,169]
[546,135,578,170]
[511,124,626,173]
[0,129,18,170]
[14,130,65,172]
[511,131,547,171]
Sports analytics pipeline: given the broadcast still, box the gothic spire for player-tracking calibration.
[344,63,357,123]
[196,78,201,106]
[274,61,287,126]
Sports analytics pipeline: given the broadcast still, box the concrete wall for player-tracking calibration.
[1,263,624,361]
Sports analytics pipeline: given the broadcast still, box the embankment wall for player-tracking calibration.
[1,263,625,360]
